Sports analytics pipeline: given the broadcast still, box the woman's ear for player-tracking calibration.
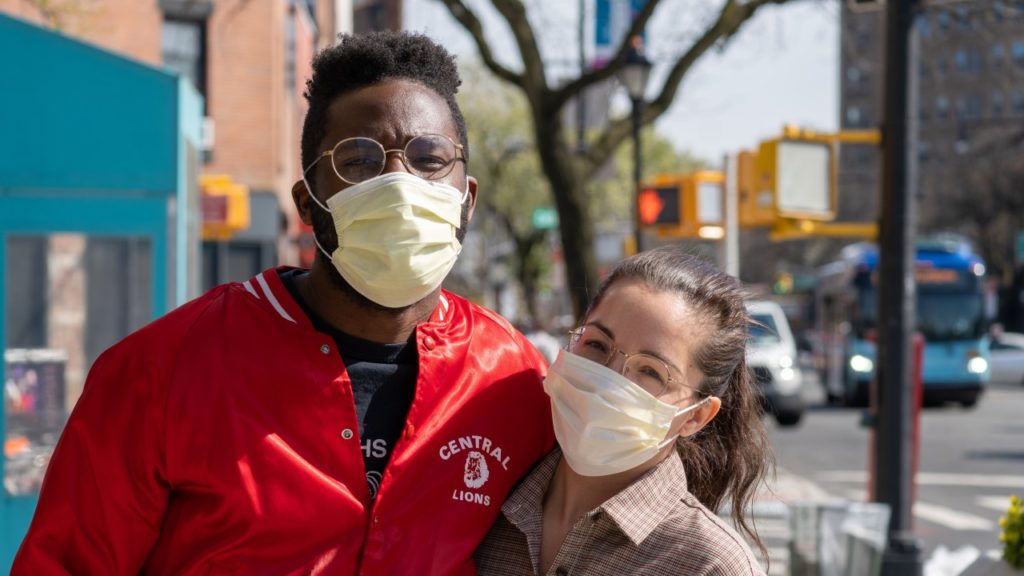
[675,397,721,438]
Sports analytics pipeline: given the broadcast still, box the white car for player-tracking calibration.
[746,300,804,427]
[989,332,1024,386]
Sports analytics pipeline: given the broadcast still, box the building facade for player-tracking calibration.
[840,1,1024,222]
[840,1,1024,327]
[0,0,340,288]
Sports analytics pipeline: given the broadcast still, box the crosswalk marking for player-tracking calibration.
[815,470,1024,488]
[842,489,999,532]
[977,495,1014,512]
[913,502,995,531]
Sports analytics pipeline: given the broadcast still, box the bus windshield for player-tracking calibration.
[856,288,985,341]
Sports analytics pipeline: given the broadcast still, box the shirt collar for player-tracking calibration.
[599,449,690,546]
[500,447,690,547]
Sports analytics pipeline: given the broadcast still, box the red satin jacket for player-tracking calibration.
[13,268,555,575]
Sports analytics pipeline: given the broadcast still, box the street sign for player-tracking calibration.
[531,207,559,230]
[1017,231,1024,263]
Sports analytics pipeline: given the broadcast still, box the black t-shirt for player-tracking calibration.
[278,269,417,500]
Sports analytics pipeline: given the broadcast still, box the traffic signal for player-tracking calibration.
[755,126,837,222]
[200,174,250,240]
[638,184,681,227]
[637,171,724,239]
[737,150,775,227]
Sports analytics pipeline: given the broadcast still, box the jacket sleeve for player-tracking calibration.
[11,339,170,575]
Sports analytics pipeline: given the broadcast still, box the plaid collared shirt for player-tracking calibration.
[475,448,766,576]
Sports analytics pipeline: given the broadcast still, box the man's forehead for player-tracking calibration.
[322,79,457,143]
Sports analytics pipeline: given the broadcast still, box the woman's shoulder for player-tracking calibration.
[646,492,767,575]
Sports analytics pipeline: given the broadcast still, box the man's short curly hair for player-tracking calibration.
[301,31,468,172]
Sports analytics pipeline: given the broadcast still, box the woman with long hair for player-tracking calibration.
[476,246,773,575]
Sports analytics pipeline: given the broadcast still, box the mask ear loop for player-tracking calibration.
[657,396,712,447]
[299,175,336,262]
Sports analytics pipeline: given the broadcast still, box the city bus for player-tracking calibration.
[815,237,990,407]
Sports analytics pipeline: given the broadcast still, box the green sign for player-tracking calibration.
[532,207,559,230]
[1017,231,1024,263]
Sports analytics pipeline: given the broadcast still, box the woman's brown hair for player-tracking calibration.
[587,246,774,559]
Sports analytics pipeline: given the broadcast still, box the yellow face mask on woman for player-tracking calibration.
[307,172,467,308]
[544,349,710,477]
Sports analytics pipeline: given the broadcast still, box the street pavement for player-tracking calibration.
[726,366,1024,575]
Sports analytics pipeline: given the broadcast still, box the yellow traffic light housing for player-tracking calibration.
[737,150,775,227]
[756,126,838,221]
[200,174,250,240]
[637,171,724,239]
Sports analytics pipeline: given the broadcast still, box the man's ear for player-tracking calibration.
[675,397,721,438]
[292,179,314,225]
[465,175,478,222]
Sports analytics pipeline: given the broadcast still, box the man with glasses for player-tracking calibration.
[14,32,554,575]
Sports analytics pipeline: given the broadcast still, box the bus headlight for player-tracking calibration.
[850,354,874,374]
[967,357,988,374]
[778,356,794,369]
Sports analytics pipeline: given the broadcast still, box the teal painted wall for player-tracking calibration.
[0,12,202,571]
[0,13,179,193]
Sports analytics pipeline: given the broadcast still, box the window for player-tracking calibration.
[936,58,948,75]
[916,14,931,37]
[937,10,950,30]
[993,43,1005,66]
[1013,41,1024,65]
[161,19,206,96]
[935,95,950,119]
[1013,91,1024,114]
[847,66,862,85]
[918,142,931,163]
[993,1,1006,21]
[993,91,1004,115]
[955,5,971,29]
[846,105,864,127]
[919,103,930,121]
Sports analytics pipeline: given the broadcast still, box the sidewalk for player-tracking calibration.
[719,467,836,575]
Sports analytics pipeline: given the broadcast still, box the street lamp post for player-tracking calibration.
[619,37,652,254]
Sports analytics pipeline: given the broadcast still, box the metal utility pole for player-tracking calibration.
[631,97,643,253]
[876,0,923,573]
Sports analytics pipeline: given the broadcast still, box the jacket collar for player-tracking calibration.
[242,267,456,331]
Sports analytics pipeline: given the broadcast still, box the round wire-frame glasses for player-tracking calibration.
[568,326,696,398]
[303,133,465,185]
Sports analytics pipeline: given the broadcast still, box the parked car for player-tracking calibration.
[746,300,805,427]
[989,332,1024,386]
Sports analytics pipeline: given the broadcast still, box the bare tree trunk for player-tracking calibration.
[534,107,597,319]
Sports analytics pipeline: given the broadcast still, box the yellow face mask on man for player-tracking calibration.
[306,171,467,308]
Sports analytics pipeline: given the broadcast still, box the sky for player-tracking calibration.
[405,0,839,166]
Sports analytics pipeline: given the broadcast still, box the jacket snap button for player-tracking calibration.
[423,336,436,350]
[320,344,330,354]
[341,428,354,440]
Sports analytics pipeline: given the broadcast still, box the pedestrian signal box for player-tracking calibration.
[755,127,837,222]
[638,184,681,227]
[638,171,724,239]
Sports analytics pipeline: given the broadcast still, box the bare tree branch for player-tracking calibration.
[549,0,663,110]
[437,0,524,86]
[491,0,548,93]
[583,0,786,176]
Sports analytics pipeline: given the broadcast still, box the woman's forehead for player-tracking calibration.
[589,281,707,355]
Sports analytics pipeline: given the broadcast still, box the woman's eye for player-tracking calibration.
[583,340,609,353]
